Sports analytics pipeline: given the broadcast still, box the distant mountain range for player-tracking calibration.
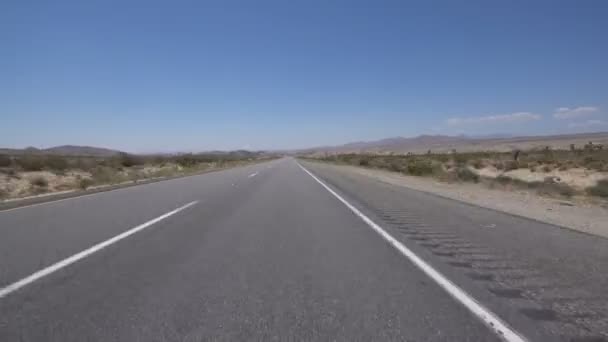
[0,145,123,157]
[0,145,273,158]
[298,132,608,155]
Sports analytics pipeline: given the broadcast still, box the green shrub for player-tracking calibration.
[406,159,435,176]
[587,180,608,198]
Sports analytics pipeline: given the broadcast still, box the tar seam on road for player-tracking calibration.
[0,200,199,299]
[297,162,528,342]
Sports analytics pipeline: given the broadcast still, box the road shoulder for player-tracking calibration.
[304,161,608,239]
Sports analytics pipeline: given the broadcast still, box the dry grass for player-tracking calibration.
[302,147,607,200]
[0,152,275,200]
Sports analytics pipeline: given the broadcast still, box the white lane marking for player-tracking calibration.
[0,200,199,299]
[248,172,258,178]
[297,163,527,342]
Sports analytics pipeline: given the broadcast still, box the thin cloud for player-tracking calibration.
[553,106,598,120]
[567,119,607,129]
[446,112,541,126]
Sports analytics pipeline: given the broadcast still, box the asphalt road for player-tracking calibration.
[0,158,605,341]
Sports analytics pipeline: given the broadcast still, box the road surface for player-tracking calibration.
[0,158,606,341]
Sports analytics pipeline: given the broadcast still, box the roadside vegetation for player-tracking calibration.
[301,142,608,200]
[0,151,275,200]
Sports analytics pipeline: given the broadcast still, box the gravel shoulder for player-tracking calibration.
[308,161,608,238]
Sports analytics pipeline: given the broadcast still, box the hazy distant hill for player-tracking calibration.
[0,145,123,157]
[299,132,608,155]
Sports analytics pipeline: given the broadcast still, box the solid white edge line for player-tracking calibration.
[0,200,199,299]
[297,162,527,342]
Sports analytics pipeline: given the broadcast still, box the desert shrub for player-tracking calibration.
[455,167,479,183]
[582,156,595,165]
[472,159,484,169]
[30,176,48,188]
[116,153,144,167]
[541,165,553,173]
[453,153,470,166]
[44,155,69,171]
[78,178,94,190]
[495,175,514,186]
[91,167,120,184]
[536,178,575,197]
[174,154,199,167]
[16,155,45,171]
[358,157,370,166]
[388,161,404,173]
[434,154,450,163]
[558,162,571,171]
[587,180,608,198]
[3,168,18,178]
[0,154,11,167]
[503,160,520,171]
[406,159,435,176]
[74,157,99,171]
[585,160,605,171]
[0,188,8,199]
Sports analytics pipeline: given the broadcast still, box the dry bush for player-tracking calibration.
[116,153,145,167]
[16,155,46,171]
[78,178,94,190]
[472,159,485,169]
[491,174,575,198]
[503,160,520,171]
[455,167,479,183]
[541,165,553,173]
[0,155,11,167]
[30,176,48,188]
[535,178,576,198]
[44,155,69,171]
[587,180,608,198]
[91,167,121,184]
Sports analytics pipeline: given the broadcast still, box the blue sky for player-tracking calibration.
[2,0,607,152]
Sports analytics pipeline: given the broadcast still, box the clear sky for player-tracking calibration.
[2,0,607,152]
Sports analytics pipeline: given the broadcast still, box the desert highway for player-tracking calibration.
[0,158,606,341]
